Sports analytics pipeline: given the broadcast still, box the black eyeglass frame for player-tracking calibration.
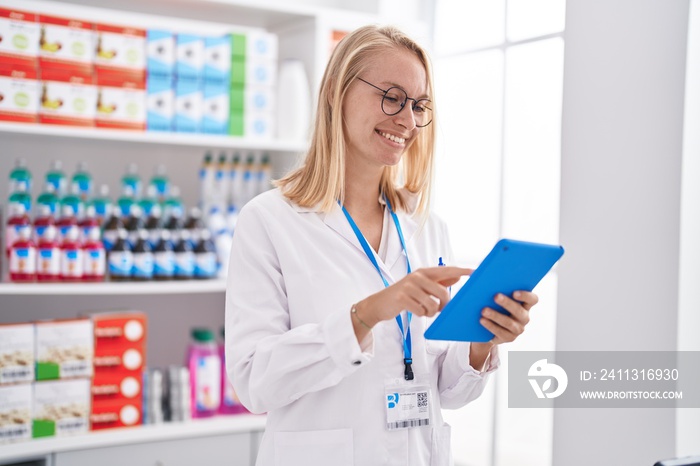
[356,77,433,128]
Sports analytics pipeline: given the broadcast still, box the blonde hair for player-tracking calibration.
[275,25,436,216]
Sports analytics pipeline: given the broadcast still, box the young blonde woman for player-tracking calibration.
[225,25,538,466]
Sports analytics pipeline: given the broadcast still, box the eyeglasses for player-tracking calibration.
[357,77,433,128]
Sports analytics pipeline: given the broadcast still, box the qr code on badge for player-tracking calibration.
[417,392,428,408]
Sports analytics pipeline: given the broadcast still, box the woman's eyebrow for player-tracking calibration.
[381,81,431,100]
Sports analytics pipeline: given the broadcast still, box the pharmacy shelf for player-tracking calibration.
[0,123,308,153]
[0,278,227,295]
[0,414,266,463]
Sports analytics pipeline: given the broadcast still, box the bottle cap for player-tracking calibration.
[191,328,215,342]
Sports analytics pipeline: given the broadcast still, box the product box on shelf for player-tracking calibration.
[0,384,32,443]
[246,30,278,63]
[94,23,146,75]
[95,70,146,130]
[203,35,231,84]
[246,113,274,139]
[202,80,229,135]
[90,399,141,431]
[247,59,277,88]
[35,318,94,381]
[93,344,145,374]
[0,64,39,123]
[0,323,35,385]
[38,66,97,127]
[91,371,142,403]
[246,85,275,115]
[174,76,202,133]
[175,33,203,80]
[38,14,94,72]
[229,83,244,136]
[230,33,245,59]
[146,73,174,131]
[33,378,90,438]
[147,29,175,78]
[0,8,40,69]
[90,311,147,346]
[230,56,245,86]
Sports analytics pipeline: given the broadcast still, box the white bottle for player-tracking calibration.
[276,59,311,141]
[199,152,216,217]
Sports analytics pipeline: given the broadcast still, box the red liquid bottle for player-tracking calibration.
[59,226,83,282]
[79,205,100,244]
[36,225,61,282]
[82,226,106,282]
[56,204,78,243]
[33,204,56,244]
[5,203,31,258]
[9,227,36,282]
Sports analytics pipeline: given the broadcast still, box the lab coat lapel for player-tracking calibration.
[384,210,419,273]
[322,204,397,282]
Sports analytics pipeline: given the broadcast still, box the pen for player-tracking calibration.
[438,257,451,297]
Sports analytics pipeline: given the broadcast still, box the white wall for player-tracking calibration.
[555,0,689,464]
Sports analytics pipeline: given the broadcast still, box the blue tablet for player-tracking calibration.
[424,238,565,342]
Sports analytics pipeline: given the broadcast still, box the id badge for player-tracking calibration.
[384,380,431,430]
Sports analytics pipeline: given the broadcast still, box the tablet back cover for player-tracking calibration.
[424,239,564,342]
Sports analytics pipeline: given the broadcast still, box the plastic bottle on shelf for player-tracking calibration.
[144,203,163,249]
[59,226,83,282]
[79,205,100,243]
[33,204,56,244]
[102,206,123,252]
[199,152,215,216]
[207,206,230,276]
[36,182,59,216]
[71,162,93,203]
[218,327,247,415]
[213,152,229,215]
[163,207,183,247]
[149,164,170,203]
[164,186,184,222]
[8,183,32,214]
[242,154,257,206]
[186,328,221,418]
[122,163,142,199]
[194,229,217,280]
[153,229,175,281]
[124,204,145,249]
[91,184,112,224]
[138,185,159,217]
[36,225,60,282]
[226,154,242,234]
[276,59,311,141]
[45,160,67,197]
[9,227,36,283]
[117,185,136,219]
[5,203,31,258]
[108,228,133,282]
[184,207,204,249]
[173,230,195,280]
[9,158,32,193]
[56,204,78,243]
[258,153,272,196]
[131,229,154,282]
[60,183,84,221]
[82,226,106,282]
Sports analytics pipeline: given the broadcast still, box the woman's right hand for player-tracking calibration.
[353,266,472,328]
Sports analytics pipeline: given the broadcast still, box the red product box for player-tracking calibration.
[0,8,40,69]
[95,70,146,130]
[94,23,146,74]
[0,63,39,123]
[91,371,142,403]
[90,399,142,431]
[93,343,145,374]
[38,66,96,127]
[38,14,94,73]
[91,311,147,347]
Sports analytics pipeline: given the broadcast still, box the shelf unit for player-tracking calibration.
[0,278,227,295]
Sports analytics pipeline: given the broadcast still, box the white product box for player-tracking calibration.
[245,85,276,115]
[38,14,94,69]
[0,384,32,443]
[203,35,231,84]
[247,59,277,87]
[0,64,39,123]
[0,8,40,67]
[95,72,146,130]
[146,74,174,131]
[0,323,34,385]
[33,379,90,438]
[174,77,202,133]
[39,67,97,127]
[246,31,278,63]
[202,81,229,135]
[35,319,94,380]
[147,30,175,78]
[175,34,204,79]
[245,112,274,139]
[94,23,146,73]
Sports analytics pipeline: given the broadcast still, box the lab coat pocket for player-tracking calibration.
[274,428,354,466]
[430,423,453,466]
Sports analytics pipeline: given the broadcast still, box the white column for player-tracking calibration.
[555,0,690,464]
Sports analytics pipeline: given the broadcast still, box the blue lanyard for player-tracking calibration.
[340,197,415,381]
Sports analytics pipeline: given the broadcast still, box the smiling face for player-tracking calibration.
[342,47,429,174]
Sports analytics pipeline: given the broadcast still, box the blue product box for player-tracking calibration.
[147,30,175,78]
[175,34,204,80]
[174,77,202,133]
[204,35,231,85]
[202,81,230,135]
[146,74,174,132]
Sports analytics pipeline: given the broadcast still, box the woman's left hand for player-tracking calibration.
[480,290,539,345]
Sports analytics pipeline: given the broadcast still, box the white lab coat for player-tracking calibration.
[225,188,498,466]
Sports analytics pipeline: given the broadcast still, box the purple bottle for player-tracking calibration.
[187,328,221,418]
[218,327,248,415]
